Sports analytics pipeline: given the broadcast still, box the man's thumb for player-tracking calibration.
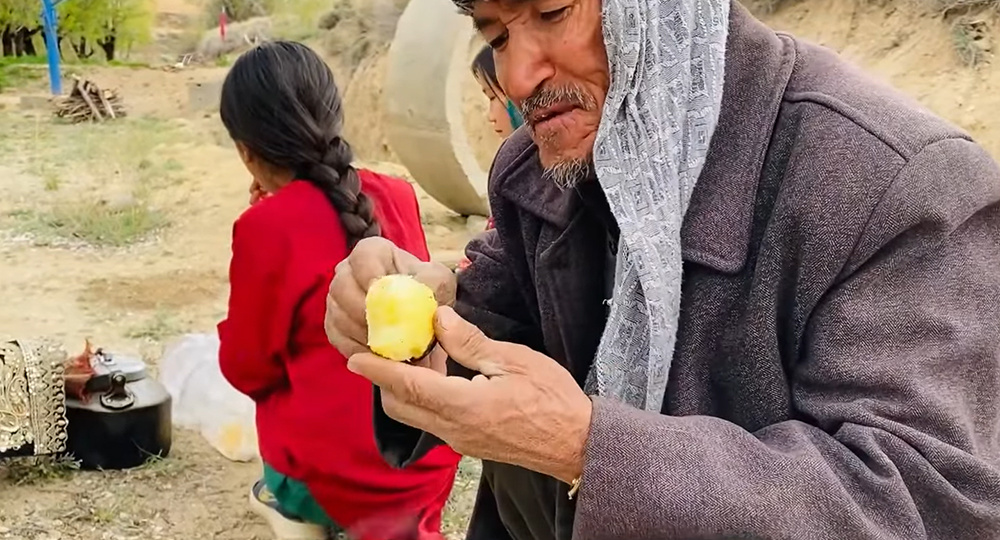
[433,306,500,375]
[412,262,457,307]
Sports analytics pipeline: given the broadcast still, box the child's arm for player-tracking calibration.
[218,210,297,400]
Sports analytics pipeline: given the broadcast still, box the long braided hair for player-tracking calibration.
[219,41,380,247]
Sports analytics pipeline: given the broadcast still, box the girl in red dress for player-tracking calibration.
[216,41,460,540]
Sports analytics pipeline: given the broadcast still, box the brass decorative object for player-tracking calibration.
[0,339,68,457]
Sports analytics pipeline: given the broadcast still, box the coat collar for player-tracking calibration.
[496,1,796,274]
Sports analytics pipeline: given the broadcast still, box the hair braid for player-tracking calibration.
[300,137,380,248]
[219,41,384,250]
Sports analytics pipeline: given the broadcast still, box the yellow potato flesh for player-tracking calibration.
[365,274,438,362]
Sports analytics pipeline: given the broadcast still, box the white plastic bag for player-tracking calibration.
[158,333,259,462]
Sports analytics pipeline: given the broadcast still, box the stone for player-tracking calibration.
[465,215,488,233]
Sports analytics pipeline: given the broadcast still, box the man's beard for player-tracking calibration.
[522,84,598,190]
[543,158,593,190]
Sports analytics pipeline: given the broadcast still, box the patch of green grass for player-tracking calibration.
[130,451,189,479]
[136,155,188,189]
[13,199,167,248]
[0,59,47,92]
[43,174,61,191]
[89,502,119,525]
[33,163,63,191]
[106,59,152,69]
[126,311,184,342]
[0,55,48,66]
[0,455,81,486]
[952,17,990,67]
[163,158,184,172]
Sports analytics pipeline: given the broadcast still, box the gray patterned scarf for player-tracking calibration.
[452,0,730,411]
[586,0,730,410]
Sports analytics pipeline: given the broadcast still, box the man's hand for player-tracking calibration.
[325,237,457,358]
[347,306,593,484]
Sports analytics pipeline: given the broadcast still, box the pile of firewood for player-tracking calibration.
[54,76,126,123]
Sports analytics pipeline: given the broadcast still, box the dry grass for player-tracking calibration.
[11,199,167,248]
[195,16,273,59]
[0,456,81,486]
[748,0,1000,16]
[318,0,405,74]
[0,112,184,248]
[442,458,482,536]
[744,0,997,68]
[126,310,187,342]
[934,0,1000,15]
[2,452,481,539]
[952,16,992,65]
[746,0,795,15]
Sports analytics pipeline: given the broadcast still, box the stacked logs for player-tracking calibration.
[54,76,126,123]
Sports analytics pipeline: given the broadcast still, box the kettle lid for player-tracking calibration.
[85,349,147,393]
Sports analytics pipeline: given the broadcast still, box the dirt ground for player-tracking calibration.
[0,0,998,538]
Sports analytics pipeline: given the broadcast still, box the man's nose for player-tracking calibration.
[497,35,556,105]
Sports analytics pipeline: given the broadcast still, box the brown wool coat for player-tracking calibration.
[373,3,1000,539]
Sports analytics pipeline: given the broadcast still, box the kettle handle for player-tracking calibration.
[99,371,135,411]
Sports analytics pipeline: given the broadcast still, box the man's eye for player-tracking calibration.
[540,7,569,22]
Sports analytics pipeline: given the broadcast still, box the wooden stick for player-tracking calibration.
[77,87,103,122]
[92,83,116,119]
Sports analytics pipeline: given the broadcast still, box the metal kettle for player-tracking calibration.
[64,349,172,470]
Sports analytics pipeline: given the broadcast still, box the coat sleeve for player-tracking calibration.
[375,227,542,468]
[217,210,298,401]
[573,138,1000,539]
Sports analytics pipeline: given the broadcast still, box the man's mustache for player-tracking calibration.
[520,85,597,125]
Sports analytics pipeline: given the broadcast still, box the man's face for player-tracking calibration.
[472,0,608,188]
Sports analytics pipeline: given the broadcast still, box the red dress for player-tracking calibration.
[218,173,461,539]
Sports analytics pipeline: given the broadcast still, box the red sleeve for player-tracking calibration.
[217,209,297,400]
[401,182,430,263]
[360,169,431,263]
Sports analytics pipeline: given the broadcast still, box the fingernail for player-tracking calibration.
[347,356,361,373]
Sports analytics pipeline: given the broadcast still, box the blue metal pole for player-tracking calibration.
[40,0,61,95]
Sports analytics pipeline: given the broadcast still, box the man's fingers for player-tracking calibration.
[329,334,368,359]
[427,343,448,375]
[390,244,424,274]
[407,343,446,375]
[325,303,367,344]
[330,261,368,326]
[434,306,505,376]
[324,294,368,357]
[349,237,399,291]
[326,263,369,358]
[348,353,462,411]
[412,263,457,307]
[378,389,451,439]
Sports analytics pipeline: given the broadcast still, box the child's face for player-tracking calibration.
[478,75,515,138]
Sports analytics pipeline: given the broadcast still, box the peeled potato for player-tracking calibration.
[365,274,438,362]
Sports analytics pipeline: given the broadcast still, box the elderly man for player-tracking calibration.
[325,0,1000,538]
